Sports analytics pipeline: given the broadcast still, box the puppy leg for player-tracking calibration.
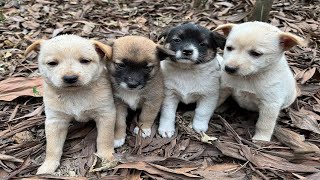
[158,94,179,138]
[192,95,218,133]
[134,99,163,138]
[114,103,128,148]
[253,103,281,141]
[95,112,116,161]
[217,87,232,107]
[37,118,70,174]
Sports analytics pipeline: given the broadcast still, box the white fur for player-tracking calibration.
[133,127,152,138]
[218,22,299,141]
[176,50,182,59]
[189,44,199,61]
[114,138,125,148]
[115,88,141,110]
[159,55,222,137]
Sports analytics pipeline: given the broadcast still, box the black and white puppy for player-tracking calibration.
[158,23,226,138]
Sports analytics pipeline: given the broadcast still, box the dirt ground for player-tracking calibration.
[0,0,320,179]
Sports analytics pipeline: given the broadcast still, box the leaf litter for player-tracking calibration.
[0,0,320,179]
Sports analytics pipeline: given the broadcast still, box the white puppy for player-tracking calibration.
[158,23,226,138]
[214,21,306,141]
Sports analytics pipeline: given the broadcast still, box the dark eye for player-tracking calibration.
[47,61,58,66]
[172,38,181,43]
[80,58,91,64]
[226,46,234,51]
[249,50,263,57]
[145,65,154,72]
[199,42,207,47]
[115,62,126,69]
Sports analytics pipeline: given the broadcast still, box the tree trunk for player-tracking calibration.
[249,0,274,22]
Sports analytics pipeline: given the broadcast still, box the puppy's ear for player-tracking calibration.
[156,46,175,61]
[210,32,226,49]
[158,28,172,41]
[213,23,236,36]
[25,40,44,56]
[279,32,307,51]
[91,40,112,60]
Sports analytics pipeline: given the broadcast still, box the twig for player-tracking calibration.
[249,163,269,180]
[228,161,249,175]
[218,115,242,144]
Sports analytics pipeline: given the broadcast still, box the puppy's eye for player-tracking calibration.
[226,46,234,51]
[199,42,207,47]
[144,65,154,72]
[47,61,58,66]
[172,38,181,43]
[115,62,126,69]
[249,50,263,57]
[80,58,91,64]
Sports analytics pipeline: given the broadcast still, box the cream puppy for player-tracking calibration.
[158,23,226,138]
[25,35,116,174]
[214,21,306,141]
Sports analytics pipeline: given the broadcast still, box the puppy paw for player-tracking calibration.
[134,127,152,138]
[252,134,271,142]
[192,120,208,134]
[36,160,60,175]
[114,138,125,148]
[158,127,175,138]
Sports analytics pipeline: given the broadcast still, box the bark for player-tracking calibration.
[249,0,274,22]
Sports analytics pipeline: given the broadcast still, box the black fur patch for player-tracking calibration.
[160,22,226,64]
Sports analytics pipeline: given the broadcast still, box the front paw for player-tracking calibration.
[252,128,272,142]
[134,127,151,138]
[114,138,125,148]
[252,133,271,142]
[36,160,60,174]
[192,120,208,134]
[158,127,175,138]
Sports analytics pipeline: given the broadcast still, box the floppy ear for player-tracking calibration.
[90,40,112,60]
[213,23,236,36]
[210,32,226,49]
[156,46,175,61]
[279,32,307,51]
[25,40,44,56]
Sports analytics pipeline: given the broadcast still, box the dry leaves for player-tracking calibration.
[0,0,320,179]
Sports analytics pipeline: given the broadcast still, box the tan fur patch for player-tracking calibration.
[112,36,158,64]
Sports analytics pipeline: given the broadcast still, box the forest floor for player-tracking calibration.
[0,0,320,179]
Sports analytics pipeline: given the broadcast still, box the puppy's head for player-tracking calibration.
[107,36,174,90]
[214,21,307,76]
[25,35,112,89]
[159,22,226,64]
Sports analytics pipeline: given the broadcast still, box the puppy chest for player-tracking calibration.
[52,101,97,122]
[232,90,259,111]
[117,92,141,110]
[166,76,219,104]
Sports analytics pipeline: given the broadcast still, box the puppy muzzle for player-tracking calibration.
[224,65,239,74]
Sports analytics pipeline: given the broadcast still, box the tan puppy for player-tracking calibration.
[214,22,306,141]
[25,35,116,174]
[105,36,174,148]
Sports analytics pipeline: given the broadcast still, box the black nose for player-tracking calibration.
[126,79,140,88]
[182,49,193,56]
[63,75,78,84]
[225,66,239,74]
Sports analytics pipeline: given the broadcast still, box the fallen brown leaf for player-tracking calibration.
[0,77,43,101]
[274,127,320,153]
